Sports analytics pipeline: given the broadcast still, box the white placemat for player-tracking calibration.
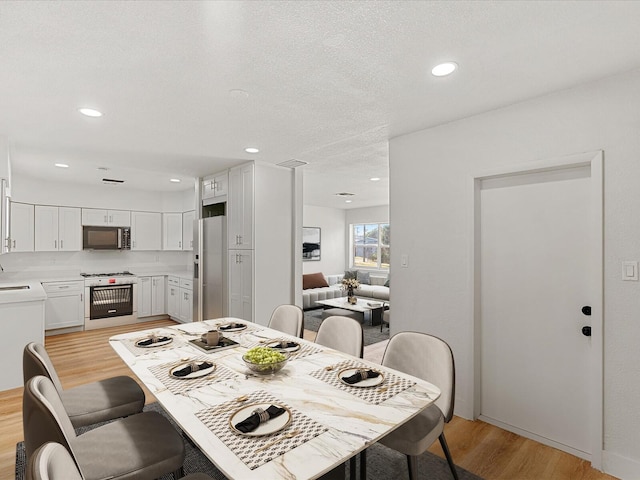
[148,357,241,395]
[120,335,186,356]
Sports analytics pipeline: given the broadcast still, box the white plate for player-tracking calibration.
[169,361,216,379]
[265,340,301,352]
[217,322,247,332]
[338,367,385,388]
[135,336,173,348]
[229,402,292,436]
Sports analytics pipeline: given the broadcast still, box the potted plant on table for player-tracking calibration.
[341,278,360,305]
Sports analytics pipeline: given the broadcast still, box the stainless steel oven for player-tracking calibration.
[82,272,138,330]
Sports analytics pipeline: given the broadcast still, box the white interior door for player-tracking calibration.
[479,165,593,458]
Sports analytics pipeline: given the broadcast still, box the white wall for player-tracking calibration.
[345,205,389,225]
[390,68,640,478]
[302,205,346,276]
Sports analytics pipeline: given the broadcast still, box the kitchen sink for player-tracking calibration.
[0,285,31,291]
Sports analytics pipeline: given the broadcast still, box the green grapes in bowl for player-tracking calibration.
[243,346,290,375]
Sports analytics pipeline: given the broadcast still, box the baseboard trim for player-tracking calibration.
[602,451,640,479]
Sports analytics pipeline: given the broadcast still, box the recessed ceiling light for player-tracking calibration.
[370,177,380,182]
[170,178,181,183]
[245,147,259,154]
[431,62,458,77]
[345,200,353,203]
[54,163,69,168]
[78,107,103,117]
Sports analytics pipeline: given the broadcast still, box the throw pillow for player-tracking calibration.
[356,271,370,285]
[344,270,358,280]
[302,272,329,290]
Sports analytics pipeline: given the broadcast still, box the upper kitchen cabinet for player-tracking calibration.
[81,208,131,227]
[35,206,81,252]
[228,163,254,250]
[162,213,182,250]
[202,172,228,202]
[182,210,195,251]
[9,202,34,252]
[131,211,161,250]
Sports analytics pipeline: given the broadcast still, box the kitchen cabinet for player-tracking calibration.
[35,206,81,252]
[167,276,180,319]
[1,179,8,254]
[228,164,253,249]
[81,208,130,227]
[167,276,192,323]
[42,280,84,331]
[138,276,166,318]
[131,211,161,250]
[162,213,182,250]
[182,210,195,251]
[9,202,34,252]
[202,172,228,201]
[228,250,253,321]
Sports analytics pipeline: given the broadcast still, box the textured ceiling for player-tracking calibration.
[1,1,640,208]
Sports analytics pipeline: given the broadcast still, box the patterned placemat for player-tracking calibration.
[120,335,186,356]
[148,357,241,395]
[309,360,416,404]
[243,338,324,360]
[195,390,328,470]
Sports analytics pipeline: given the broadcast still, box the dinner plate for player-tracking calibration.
[169,361,216,380]
[135,336,173,348]
[217,322,247,332]
[265,340,301,352]
[338,367,385,388]
[229,402,292,436]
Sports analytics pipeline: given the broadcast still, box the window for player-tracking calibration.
[351,223,390,270]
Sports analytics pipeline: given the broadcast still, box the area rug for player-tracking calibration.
[16,403,482,480]
[304,308,390,346]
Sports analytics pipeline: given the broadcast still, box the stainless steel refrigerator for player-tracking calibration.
[193,216,227,322]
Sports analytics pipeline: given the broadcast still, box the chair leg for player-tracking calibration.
[350,456,356,479]
[406,454,417,480]
[360,449,366,480]
[173,466,185,479]
[438,433,459,480]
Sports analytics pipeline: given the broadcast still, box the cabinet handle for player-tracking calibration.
[104,215,108,223]
[54,240,57,249]
[109,215,113,222]
[13,240,16,248]
[60,240,63,249]
[190,240,193,247]
[80,293,83,302]
[179,241,182,248]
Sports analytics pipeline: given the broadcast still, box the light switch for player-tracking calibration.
[622,261,638,281]
[401,254,409,268]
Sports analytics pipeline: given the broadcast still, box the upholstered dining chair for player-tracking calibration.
[27,442,215,480]
[23,342,145,428]
[23,375,186,479]
[268,304,304,338]
[378,331,459,480]
[314,315,364,358]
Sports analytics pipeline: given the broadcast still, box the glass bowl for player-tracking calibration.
[242,350,290,375]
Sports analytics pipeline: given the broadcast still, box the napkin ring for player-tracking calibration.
[358,369,368,380]
[149,333,159,343]
[253,407,270,423]
[189,361,200,372]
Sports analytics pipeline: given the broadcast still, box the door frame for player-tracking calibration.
[469,151,603,468]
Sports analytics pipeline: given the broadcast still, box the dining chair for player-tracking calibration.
[268,304,304,338]
[378,331,459,480]
[23,375,186,479]
[27,441,215,480]
[314,315,364,358]
[23,342,145,428]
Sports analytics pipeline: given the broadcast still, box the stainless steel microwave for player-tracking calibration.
[82,226,131,250]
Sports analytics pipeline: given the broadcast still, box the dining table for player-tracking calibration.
[109,318,441,480]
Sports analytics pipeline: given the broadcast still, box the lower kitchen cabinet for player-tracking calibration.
[168,276,192,323]
[42,281,84,332]
[228,250,253,321]
[138,276,166,318]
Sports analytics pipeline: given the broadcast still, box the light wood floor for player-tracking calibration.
[0,320,617,480]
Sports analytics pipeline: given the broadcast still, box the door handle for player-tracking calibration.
[582,326,592,337]
[581,306,591,316]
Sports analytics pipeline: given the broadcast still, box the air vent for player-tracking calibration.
[102,178,124,184]
[334,192,355,197]
[276,159,308,168]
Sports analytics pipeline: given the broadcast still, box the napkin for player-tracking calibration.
[172,361,214,377]
[270,341,298,349]
[234,405,286,433]
[341,369,380,385]
[137,335,171,346]
[219,323,241,331]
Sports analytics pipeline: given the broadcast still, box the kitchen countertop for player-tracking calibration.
[0,280,47,304]
[0,268,193,284]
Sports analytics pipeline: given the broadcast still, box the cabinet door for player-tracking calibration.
[182,210,195,251]
[138,276,152,318]
[108,210,131,227]
[35,205,58,252]
[151,276,166,315]
[10,202,34,252]
[228,164,253,249]
[58,207,82,251]
[167,284,180,318]
[162,213,182,250]
[131,212,162,250]
[81,208,109,226]
[228,250,253,321]
[214,172,228,197]
[179,288,193,323]
[45,294,84,329]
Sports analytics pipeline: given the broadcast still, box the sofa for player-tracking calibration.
[302,271,390,310]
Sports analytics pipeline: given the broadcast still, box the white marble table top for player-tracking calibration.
[109,317,440,480]
[314,298,385,313]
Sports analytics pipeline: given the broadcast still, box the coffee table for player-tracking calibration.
[315,298,387,326]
